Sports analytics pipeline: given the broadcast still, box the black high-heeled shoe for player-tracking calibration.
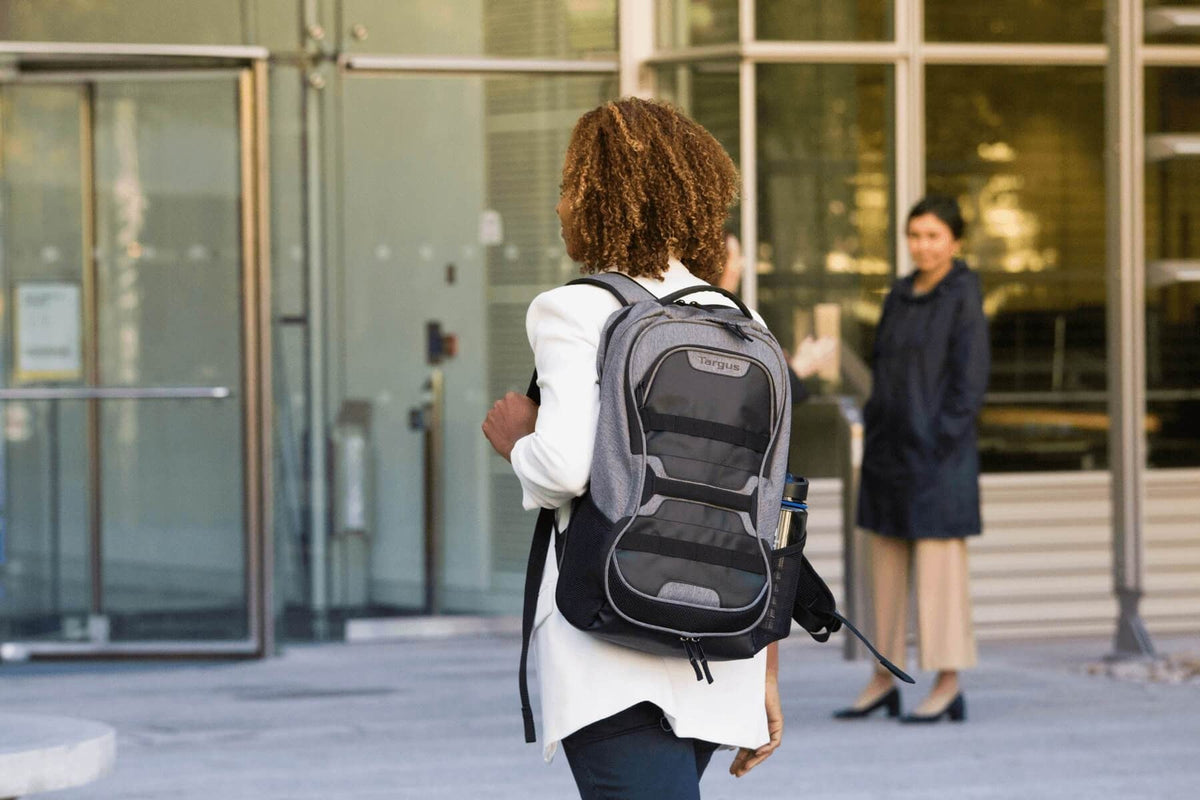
[832,686,901,719]
[899,692,966,724]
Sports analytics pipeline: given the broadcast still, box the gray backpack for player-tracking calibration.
[518,273,908,743]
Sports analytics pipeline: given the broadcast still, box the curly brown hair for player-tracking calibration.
[559,97,739,282]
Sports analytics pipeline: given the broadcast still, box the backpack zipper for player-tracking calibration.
[719,320,753,342]
[681,637,714,684]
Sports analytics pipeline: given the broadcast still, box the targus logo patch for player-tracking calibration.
[687,351,750,377]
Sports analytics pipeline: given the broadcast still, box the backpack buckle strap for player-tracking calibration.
[642,410,770,454]
[645,473,754,515]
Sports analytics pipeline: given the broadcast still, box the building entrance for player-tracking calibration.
[0,46,271,657]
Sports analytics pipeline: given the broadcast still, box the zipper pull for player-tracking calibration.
[682,638,704,682]
[694,639,714,684]
[719,321,752,342]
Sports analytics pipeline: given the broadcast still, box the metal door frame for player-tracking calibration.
[0,42,273,660]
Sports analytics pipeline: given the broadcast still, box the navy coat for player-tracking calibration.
[857,260,990,540]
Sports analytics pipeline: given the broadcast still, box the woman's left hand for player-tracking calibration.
[730,675,783,778]
[482,392,537,462]
[789,335,838,379]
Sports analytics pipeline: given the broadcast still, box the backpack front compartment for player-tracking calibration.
[604,328,782,645]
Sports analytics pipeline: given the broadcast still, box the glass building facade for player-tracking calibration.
[0,1,1196,656]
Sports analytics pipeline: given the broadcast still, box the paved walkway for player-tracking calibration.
[1,631,1198,799]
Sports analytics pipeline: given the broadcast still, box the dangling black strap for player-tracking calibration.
[828,609,914,684]
[518,274,643,739]
[790,555,915,684]
[518,369,550,744]
[518,506,555,743]
[515,271,677,743]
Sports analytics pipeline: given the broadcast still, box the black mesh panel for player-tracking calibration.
[554,496,619,631]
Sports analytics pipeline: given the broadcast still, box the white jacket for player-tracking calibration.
[509,259,770,762]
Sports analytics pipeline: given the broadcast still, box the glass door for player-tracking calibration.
[0,65,268,655]
[0,82,93,645]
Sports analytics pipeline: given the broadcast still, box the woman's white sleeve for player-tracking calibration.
[509,288,604,511]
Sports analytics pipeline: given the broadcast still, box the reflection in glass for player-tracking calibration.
[655,64,743,293]
[340,73,615,615]
[757,0,893,42]
[0,78,249,642]
[0,0,245,45]
[755,64,894,404]
[926,65,1107,472]
[0,86,92,642]
[266,67,312,633]
[484,74,617,578]
[92,80,247,639]
[1145,68,1200,468]
[654,64,740,167]
[925,0,1103,44]
[656,0,738,48]
[341,0,617,57]
[1145,0,1200,45]
[483,76,618,289]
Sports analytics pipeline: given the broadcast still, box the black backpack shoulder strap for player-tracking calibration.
[567,272,656,306]
[519,506,554,743]
[517,365,549,743]
[525,275,652,402]
[519,274,650,742]
[525,371,541,407]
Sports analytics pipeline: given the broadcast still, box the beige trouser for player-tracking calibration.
[869,533,978,673]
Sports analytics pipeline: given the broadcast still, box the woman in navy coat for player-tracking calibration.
[835,196,990,724]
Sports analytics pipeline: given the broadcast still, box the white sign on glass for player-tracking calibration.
[15,282,83,383]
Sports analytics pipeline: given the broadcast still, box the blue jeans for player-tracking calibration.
[562,702,721,800]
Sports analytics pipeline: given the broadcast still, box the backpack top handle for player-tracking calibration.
[567,273,658,307]
[658,285,754,320]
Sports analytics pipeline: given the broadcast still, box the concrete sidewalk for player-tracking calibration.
[1,631,1198,799]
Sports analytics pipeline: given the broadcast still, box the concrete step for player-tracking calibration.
[0,713,115,798]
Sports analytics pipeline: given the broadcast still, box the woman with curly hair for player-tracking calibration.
[483,97,781,798]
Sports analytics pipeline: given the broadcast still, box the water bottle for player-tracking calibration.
[774,474,809,550]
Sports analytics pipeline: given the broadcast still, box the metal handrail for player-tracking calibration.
[341,54,618,74]
[0,42,268,60]
[833,395,868,661]
[0,386,231,400]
